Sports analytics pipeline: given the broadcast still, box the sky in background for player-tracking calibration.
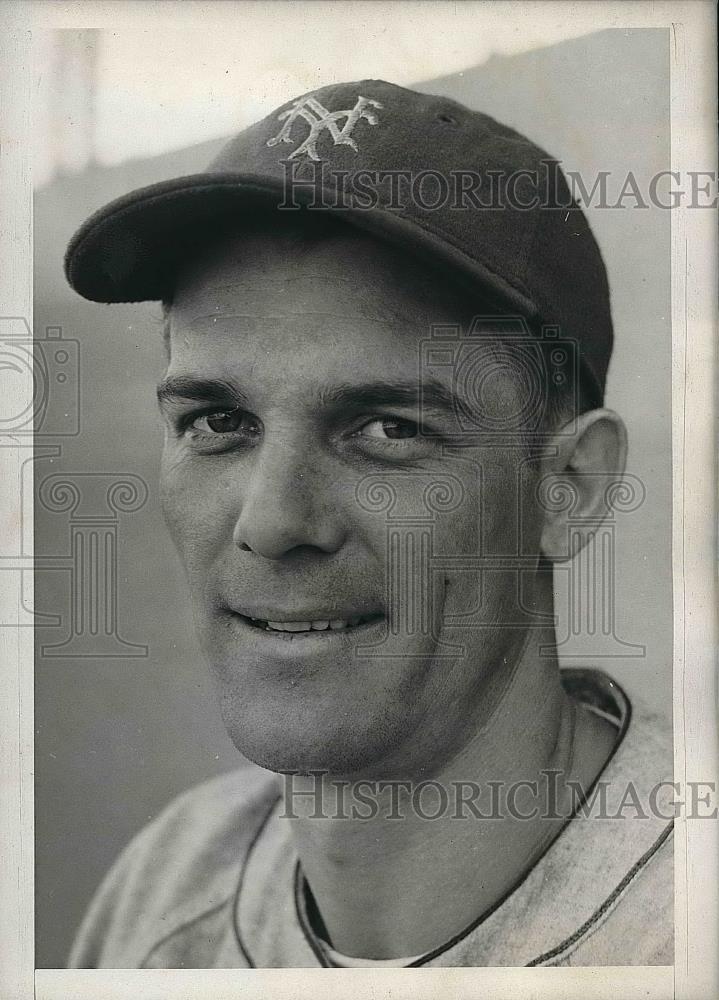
[33,1,604,186]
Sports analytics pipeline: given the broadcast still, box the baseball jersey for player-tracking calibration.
[68,668,674,968]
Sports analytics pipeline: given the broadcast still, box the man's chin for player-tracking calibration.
[207,630,450,776]
[218,702,417,779]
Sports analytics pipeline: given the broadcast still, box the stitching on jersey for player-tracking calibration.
[138,793,280,969]
[526,820,674,967]
[406,676,633,966]
[231,794,283,968]
[139,894,235,968]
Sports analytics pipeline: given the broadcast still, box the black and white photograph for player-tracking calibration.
[0,2,716,998]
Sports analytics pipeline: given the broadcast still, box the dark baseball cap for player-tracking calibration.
[64,79,613,403]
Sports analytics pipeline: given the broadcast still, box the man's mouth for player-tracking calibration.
[230,609,384,635]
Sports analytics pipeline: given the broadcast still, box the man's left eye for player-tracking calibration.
[357,418,418,440]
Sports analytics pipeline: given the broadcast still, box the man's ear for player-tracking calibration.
[539,409,628,563]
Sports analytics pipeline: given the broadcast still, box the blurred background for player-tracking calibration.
[33,9,671,968]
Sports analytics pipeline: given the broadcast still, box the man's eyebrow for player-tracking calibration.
[156,375,248,408]
[320,379,470,422]
[156,375,474,423]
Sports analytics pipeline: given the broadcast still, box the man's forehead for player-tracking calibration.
[164,217,517,414]
[161,317,522,428]
[169,216,479,329]
[170,281,418,332]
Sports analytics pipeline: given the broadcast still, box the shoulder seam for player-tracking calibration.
[139,788,280,969]
[139,892,236,968]
[526,820,674,967]
[231,793,282,968]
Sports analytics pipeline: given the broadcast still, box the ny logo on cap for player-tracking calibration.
[267,95,382,161]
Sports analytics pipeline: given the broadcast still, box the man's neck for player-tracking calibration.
[282,604,617,959]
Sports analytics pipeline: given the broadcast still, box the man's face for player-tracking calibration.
[158,218,546,778]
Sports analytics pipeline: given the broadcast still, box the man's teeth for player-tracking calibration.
[254,616,365,632]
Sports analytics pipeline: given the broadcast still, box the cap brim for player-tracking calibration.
[64,171,540,320]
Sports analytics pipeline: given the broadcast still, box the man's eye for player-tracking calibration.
[358,418,418,440]
[189,409,260,435]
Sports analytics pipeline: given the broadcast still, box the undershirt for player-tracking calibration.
[322,944,425,968]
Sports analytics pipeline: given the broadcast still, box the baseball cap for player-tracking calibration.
[64,79,613,403]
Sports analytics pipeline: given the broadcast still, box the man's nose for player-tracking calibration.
[232,437,346,560]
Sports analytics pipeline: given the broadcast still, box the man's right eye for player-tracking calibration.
[189,409,261,436]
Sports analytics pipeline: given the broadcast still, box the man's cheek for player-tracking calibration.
[159,468,191,550]
[159,454,221,563]
[478,454,527,553]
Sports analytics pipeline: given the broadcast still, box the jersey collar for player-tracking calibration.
[234,669,672,967]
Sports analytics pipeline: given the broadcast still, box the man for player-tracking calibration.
[64,80,673,967]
